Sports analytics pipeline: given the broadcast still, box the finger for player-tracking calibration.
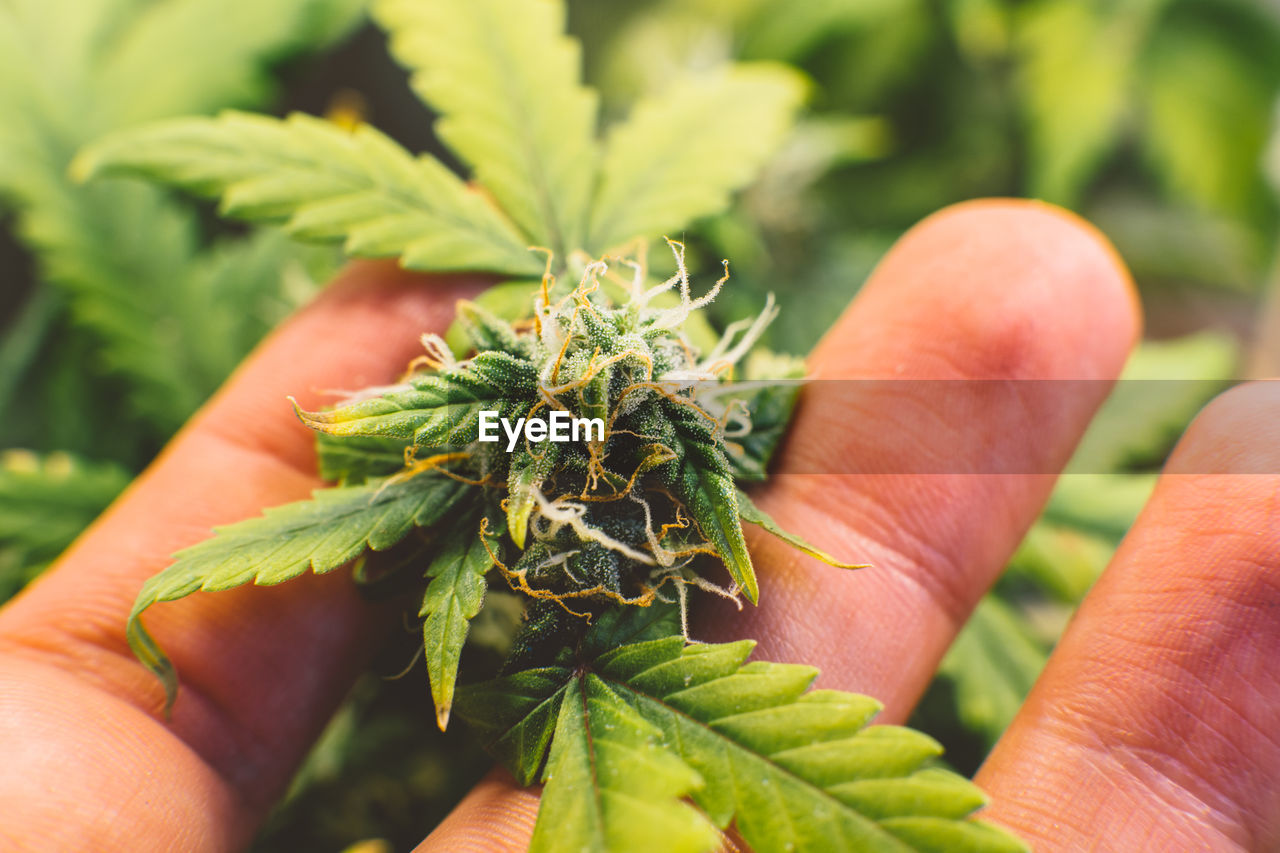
[0,262,483,850]
[706,198,1139,718]
[976,381,1280,850]
[417,770,542,853]
[417,199,1140,850]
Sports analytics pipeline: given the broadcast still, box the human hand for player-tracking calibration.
[1,200,1274,851]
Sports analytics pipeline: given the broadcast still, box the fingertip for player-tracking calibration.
[1166,380,1280,475]
[418,769,539,852]
[815,198,1141,383]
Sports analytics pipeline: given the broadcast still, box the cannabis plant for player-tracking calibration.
[0,0,364,591]
[78,0,1026,849]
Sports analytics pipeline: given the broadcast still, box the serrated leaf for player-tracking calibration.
[75,111,543,276]
[736,489,865,569]
[376,0,598,257]
[663,401,757,603]
[587,64,804,253]
[128,473,470,710]
[0,0,358,437]
[616,650,1022,851]
[532,675,719,853]
[296,350,539,446]
[455,666,572,785]
[459,623,1026,853]
[421,521,496,730]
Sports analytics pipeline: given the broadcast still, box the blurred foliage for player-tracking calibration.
[0,0,1275,848]
[579,0,1280,345]
[0,0,361,580]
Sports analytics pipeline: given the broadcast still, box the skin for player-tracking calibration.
[0,199,1275,851]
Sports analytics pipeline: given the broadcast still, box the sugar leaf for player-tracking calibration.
[128,473,470,711]
[421,522,498,730]
[74,111,543,276]
[375,0,598,257]
[587,65,805,253]
[736,489,865,569]
[662,401,757,604]
[296,351,539,446]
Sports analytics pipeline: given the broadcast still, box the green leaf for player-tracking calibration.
[506,443,561,548]
[1042,473,1157,544]
[721,351,805,482]
[128,473,470,710]
[1137,6,1280,219]
[315,433,409,485]
[587,64,805,253]
[1004,519,1111,604]
[296,350,539,446]
[459,628,1026,852]
[612,645,1022,851]
[455,666,572,786]
[74,111,543,276]
[421,521,496,730]
[663,401,757,604]
[0,0,358,437]
[1016,0,1164,205]
[533,674,719,853]
[736,490,865,569]
[376,0,598,257]
[444,282,542,357]
[937,596,1048,750]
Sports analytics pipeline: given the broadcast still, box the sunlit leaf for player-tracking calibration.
[587,65,804,253]
[75,111,542,276]
[376,0,598,257]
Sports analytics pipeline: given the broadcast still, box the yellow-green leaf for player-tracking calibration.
[376,0,597,257]
[74,111,543,275]
[587,64,805,253]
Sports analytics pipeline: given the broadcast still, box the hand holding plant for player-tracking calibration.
[2,0,1278,849]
